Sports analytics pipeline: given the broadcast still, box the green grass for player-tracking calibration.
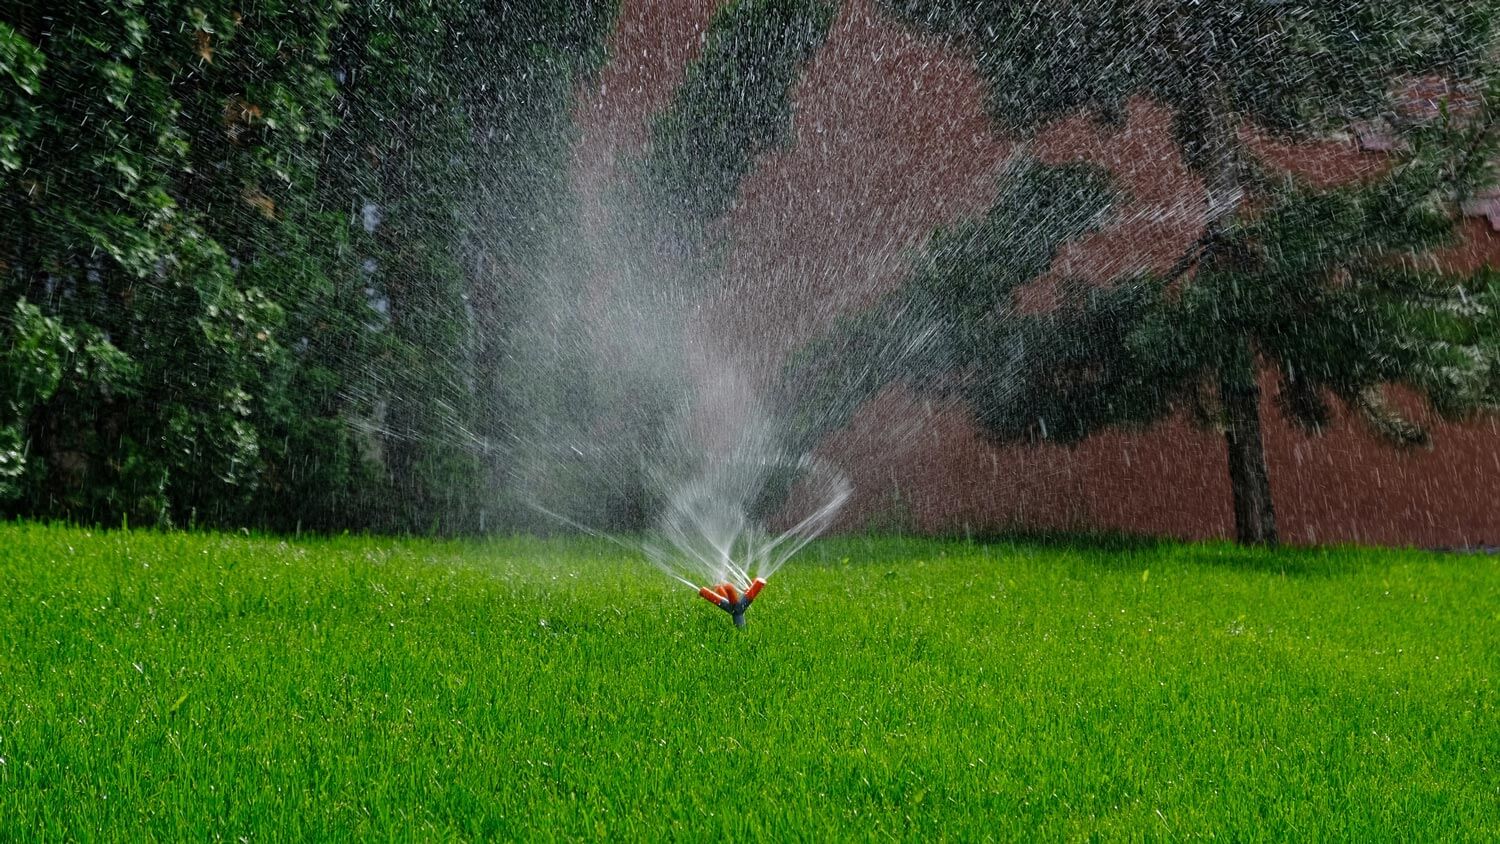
[1,522,1496,841]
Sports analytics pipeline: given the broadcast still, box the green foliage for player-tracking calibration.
[0,22,43,172]
[301,0,623,535]
[321,0,484,533]
[0,1,317,525]
[3,523,1498,837]
[0,1,621,533]
[0,300,136,500]
[803,129,1498,463]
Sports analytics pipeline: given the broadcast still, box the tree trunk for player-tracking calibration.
[1175,17,1276,546]
[1219,344,1277,546]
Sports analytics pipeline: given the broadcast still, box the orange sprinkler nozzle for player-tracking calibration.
[698,579,763,628]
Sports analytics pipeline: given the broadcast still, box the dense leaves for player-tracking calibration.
[0,1,616,531]
[993,136,1500,447]
[1,2,314,524]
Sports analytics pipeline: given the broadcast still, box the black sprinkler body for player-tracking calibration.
[698,578,766,627]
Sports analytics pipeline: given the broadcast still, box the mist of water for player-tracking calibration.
[507,147,854,596]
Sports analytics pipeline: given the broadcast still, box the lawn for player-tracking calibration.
[1,522,1496,840]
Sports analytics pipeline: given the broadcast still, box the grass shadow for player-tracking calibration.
[807,528,1428,580]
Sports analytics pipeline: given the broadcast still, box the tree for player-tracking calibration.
[1,2,342,526]
[792,2,1500,544]
[261,0,622,535]
[171,3,356,530]
[988,123,1500,543]
[0,1,621,534]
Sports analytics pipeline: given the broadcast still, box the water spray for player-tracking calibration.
[698,578,766,628]
[528,449,848,630]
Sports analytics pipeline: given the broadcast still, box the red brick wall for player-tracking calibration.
[576,0,1500,547]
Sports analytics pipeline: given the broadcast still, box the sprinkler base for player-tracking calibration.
[698,578,766,627]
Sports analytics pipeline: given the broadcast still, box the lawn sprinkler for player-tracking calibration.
[697,578,766,628]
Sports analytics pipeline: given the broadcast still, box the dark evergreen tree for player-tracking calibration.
[963,130,1500,476]
[792,2,1500,544]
